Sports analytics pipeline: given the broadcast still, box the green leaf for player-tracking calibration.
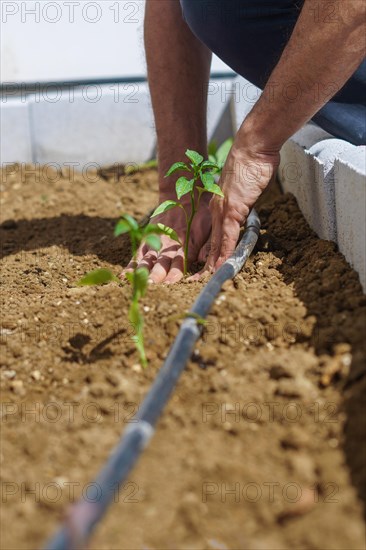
[121,213,139,230]
[140,159,158,170]
[202,181,224,197]
[125,159,157,175]
[216,138,233,166]
[185,149,204,166]
[114,213,139,236]
[144,223,181,244]
[144,234,162,251]
[114,219,130,237]
[156,223,181,244]
[142,223,161,234]
[176,176,194,199]
[151,200,179,217]
[208,140,218,157]
[201,160,219,171]
[165,162,190,177]
[208,154,217,164]
[77,269,118,286]
[201,171,215,188]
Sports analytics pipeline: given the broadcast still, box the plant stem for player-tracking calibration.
[137,322,147,368]
[183,191,196,275]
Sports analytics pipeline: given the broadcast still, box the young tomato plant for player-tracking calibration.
[150,140,232,275]
[78,214,176,367]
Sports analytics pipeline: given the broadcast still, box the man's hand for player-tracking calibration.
[123,192,211,284]
[203,140,279,272]
[186,135,279,280]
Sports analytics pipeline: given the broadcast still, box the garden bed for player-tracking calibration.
[1,165,365,549]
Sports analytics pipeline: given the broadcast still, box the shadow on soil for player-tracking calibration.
[0,214,131,267]
[62,330,126,364]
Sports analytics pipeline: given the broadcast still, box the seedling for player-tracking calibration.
[78,214,176,367]
[125,159,158,175]
[151,140,233,275]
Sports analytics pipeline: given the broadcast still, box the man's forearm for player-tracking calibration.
[144,0,212,194]
[240,0,365,152]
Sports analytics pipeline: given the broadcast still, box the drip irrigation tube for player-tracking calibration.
[44,209,261,550]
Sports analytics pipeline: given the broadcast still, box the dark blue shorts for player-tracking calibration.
[180,0,366,144]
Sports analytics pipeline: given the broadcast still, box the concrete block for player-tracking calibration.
[29,83,156,166]
[279,140,325,237]
[279,138,354,242]
[207,78,235,141]
[230,76,261,131]
[334,147,366,292]
[307,139,356,242]
[0,99,33,164]
[287,123,332,150]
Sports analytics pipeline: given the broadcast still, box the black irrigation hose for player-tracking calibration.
[44,209,261,550]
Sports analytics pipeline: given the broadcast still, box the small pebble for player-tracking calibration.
[10,380,25,396]
[143,306,150,312]
[3,370,16,379]
[0,328,14,336]
[31,370,41,381]
[132,364,142,373]
[89,383,105,397]
[281,427,310,450]
[341,354,352,368]
[277,487,315,522]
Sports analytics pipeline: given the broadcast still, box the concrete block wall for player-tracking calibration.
[1,99,33,164]
[334,147,366,290]
[1,78,233,167]
[278,129,365,292]
[1,83,157,166]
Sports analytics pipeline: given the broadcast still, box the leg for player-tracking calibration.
[180,0,366,143]
[124,0,213,283]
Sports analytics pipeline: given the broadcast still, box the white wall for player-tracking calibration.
[1,0,231,83]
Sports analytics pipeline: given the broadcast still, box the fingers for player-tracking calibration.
[136,250,158,272]
[197,199,245,277]
[148,245,181,283]
[204,197,224,271]
[119,244,148,279]
[122,238,185,284]
[215,212,242,268]
[198,238,210,263]
[164,250,185,284]
[187,268,210,283]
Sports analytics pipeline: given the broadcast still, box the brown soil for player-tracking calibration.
[0,164,365,550]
